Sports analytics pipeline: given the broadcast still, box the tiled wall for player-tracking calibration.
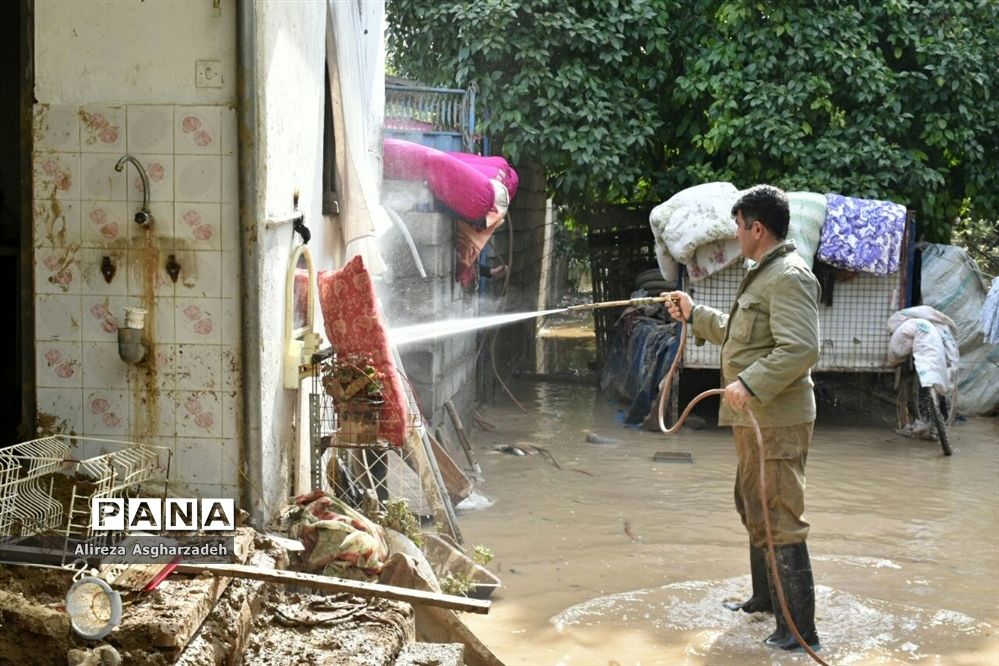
[32,103,241,499]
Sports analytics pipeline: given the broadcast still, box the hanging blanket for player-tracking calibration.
[288,490,389,580]
[817,194,905,275]
[648,182,742,282]
[317,256,409,446]
[786,192,825,268]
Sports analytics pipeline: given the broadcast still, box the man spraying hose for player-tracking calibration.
[665,185,822,651]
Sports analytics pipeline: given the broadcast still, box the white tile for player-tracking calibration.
[176,250,222,299]
[125,154,173,204]
[175,344,222,391]
[78,247,128,296]
[175,438,223,486]
[131,387,177,439]
[36,341,83,388]
[81,295,127,342]
[174,106,222,155]
[176,298,222,345]
[219,298,239,348]
[220,439,240,488]
[220,251,239,298]
[174,155,221,203]
[126,105,173,154]
[221,346,240,391]
[79,153,128,201]
[33,152,80,201]
[35,294,82,341]
[221,391,240,439]
[150,301,177,345]
[221,155,238,203]
[220,106,237,156]
[127,245,176,298]
[128,202,176,250]
[176,390,222,438]
[33,199,81,248]
[82,342,129,390]
[220,203,238,252]
[79,104,126,154]
[84,390,129,436]
[136,343,177,392]
[33,104,79,153]
[35,247,82,295]
[175,203,221,251]
[80,201,128,247]
[36,388,83,436]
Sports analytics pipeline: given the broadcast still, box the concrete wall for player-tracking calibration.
[31,0,241,498]
[380,179,479,458]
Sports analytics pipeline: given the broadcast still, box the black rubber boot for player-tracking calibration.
[723,546,773,613]
[764,542,820,651]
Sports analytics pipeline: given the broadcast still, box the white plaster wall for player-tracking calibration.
[254,0,338,515]
[35,0,236,105]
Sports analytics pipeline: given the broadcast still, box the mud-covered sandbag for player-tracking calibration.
[920,244,999,415]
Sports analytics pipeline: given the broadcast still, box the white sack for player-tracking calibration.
[888,306,959,397]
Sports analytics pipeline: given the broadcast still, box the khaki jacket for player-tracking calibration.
[690,240,820,427]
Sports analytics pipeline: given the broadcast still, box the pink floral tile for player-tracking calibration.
[79,105,125,153]
[33,199,80,248]
[82,342,129,390]
[36,342,83,388]
[80,154,128,201]
[176,391,221,438]
[220,251,239,298]
[221,155,237,203]
[174,155,220,203]
[80,201,127,247]
[221,106,237,156]
[84,390,129,436]
[79,248,127,296]
[175,438,223,486]
[125,154,173,203]
[175,204,221,250]
[33,152,80,201]
[131,387,177,439]
[175,345,222,391]
[174,106,221,155]
[220,203,238,252]
[35,246,81,295]
[36,388,83,436]
[35,294,82,341]
[127,202,175,249]
[176,298,221,344]
[126,105,173,154]
[221,346,240,392]
[176,251,222,299]
[33,104,80,153]
[81,295,126,342]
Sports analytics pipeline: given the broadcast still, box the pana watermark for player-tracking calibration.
[90,498,235,531]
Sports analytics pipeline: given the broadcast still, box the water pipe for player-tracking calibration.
[655,314,829,666]
[117,308,148,365]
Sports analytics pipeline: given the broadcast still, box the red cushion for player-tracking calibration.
[317,256,408,447]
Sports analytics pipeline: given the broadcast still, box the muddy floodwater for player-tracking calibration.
[459,379,999,665]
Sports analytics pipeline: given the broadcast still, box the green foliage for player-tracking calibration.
[377,499,423,547]
[387,0,999,241]
[951,218,999,277]
[471,544,494,566]
[440,572,476,596]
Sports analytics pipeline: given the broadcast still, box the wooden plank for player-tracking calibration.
[444,400,482,477]
[174,563,491,614]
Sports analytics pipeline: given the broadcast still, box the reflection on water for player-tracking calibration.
[459,380,999,665]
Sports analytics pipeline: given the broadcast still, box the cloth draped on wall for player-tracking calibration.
[327,0,390,272]
[983,277,999,345]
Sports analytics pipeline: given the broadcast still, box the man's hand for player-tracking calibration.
[723,380,752,411]
[663,291,694,322]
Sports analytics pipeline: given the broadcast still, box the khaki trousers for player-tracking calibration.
[732,422,813,549]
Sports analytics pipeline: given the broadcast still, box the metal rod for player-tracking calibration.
[564,295,670,312]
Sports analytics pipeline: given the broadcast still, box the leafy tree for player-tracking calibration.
[387,0,999,242]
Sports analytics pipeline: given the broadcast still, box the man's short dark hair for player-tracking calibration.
[731,185,790,239]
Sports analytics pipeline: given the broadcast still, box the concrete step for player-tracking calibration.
[394,642,464,666]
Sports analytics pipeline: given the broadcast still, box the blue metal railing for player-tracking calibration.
[384,82,477,153]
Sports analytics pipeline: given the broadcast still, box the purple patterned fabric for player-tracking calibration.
[817,194,906,275]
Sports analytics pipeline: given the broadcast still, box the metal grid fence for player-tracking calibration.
[684,263,903,371]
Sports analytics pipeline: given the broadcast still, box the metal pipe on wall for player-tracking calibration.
[237,0,264,526]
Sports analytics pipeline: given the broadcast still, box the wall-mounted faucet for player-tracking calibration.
[114,154,152,228]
